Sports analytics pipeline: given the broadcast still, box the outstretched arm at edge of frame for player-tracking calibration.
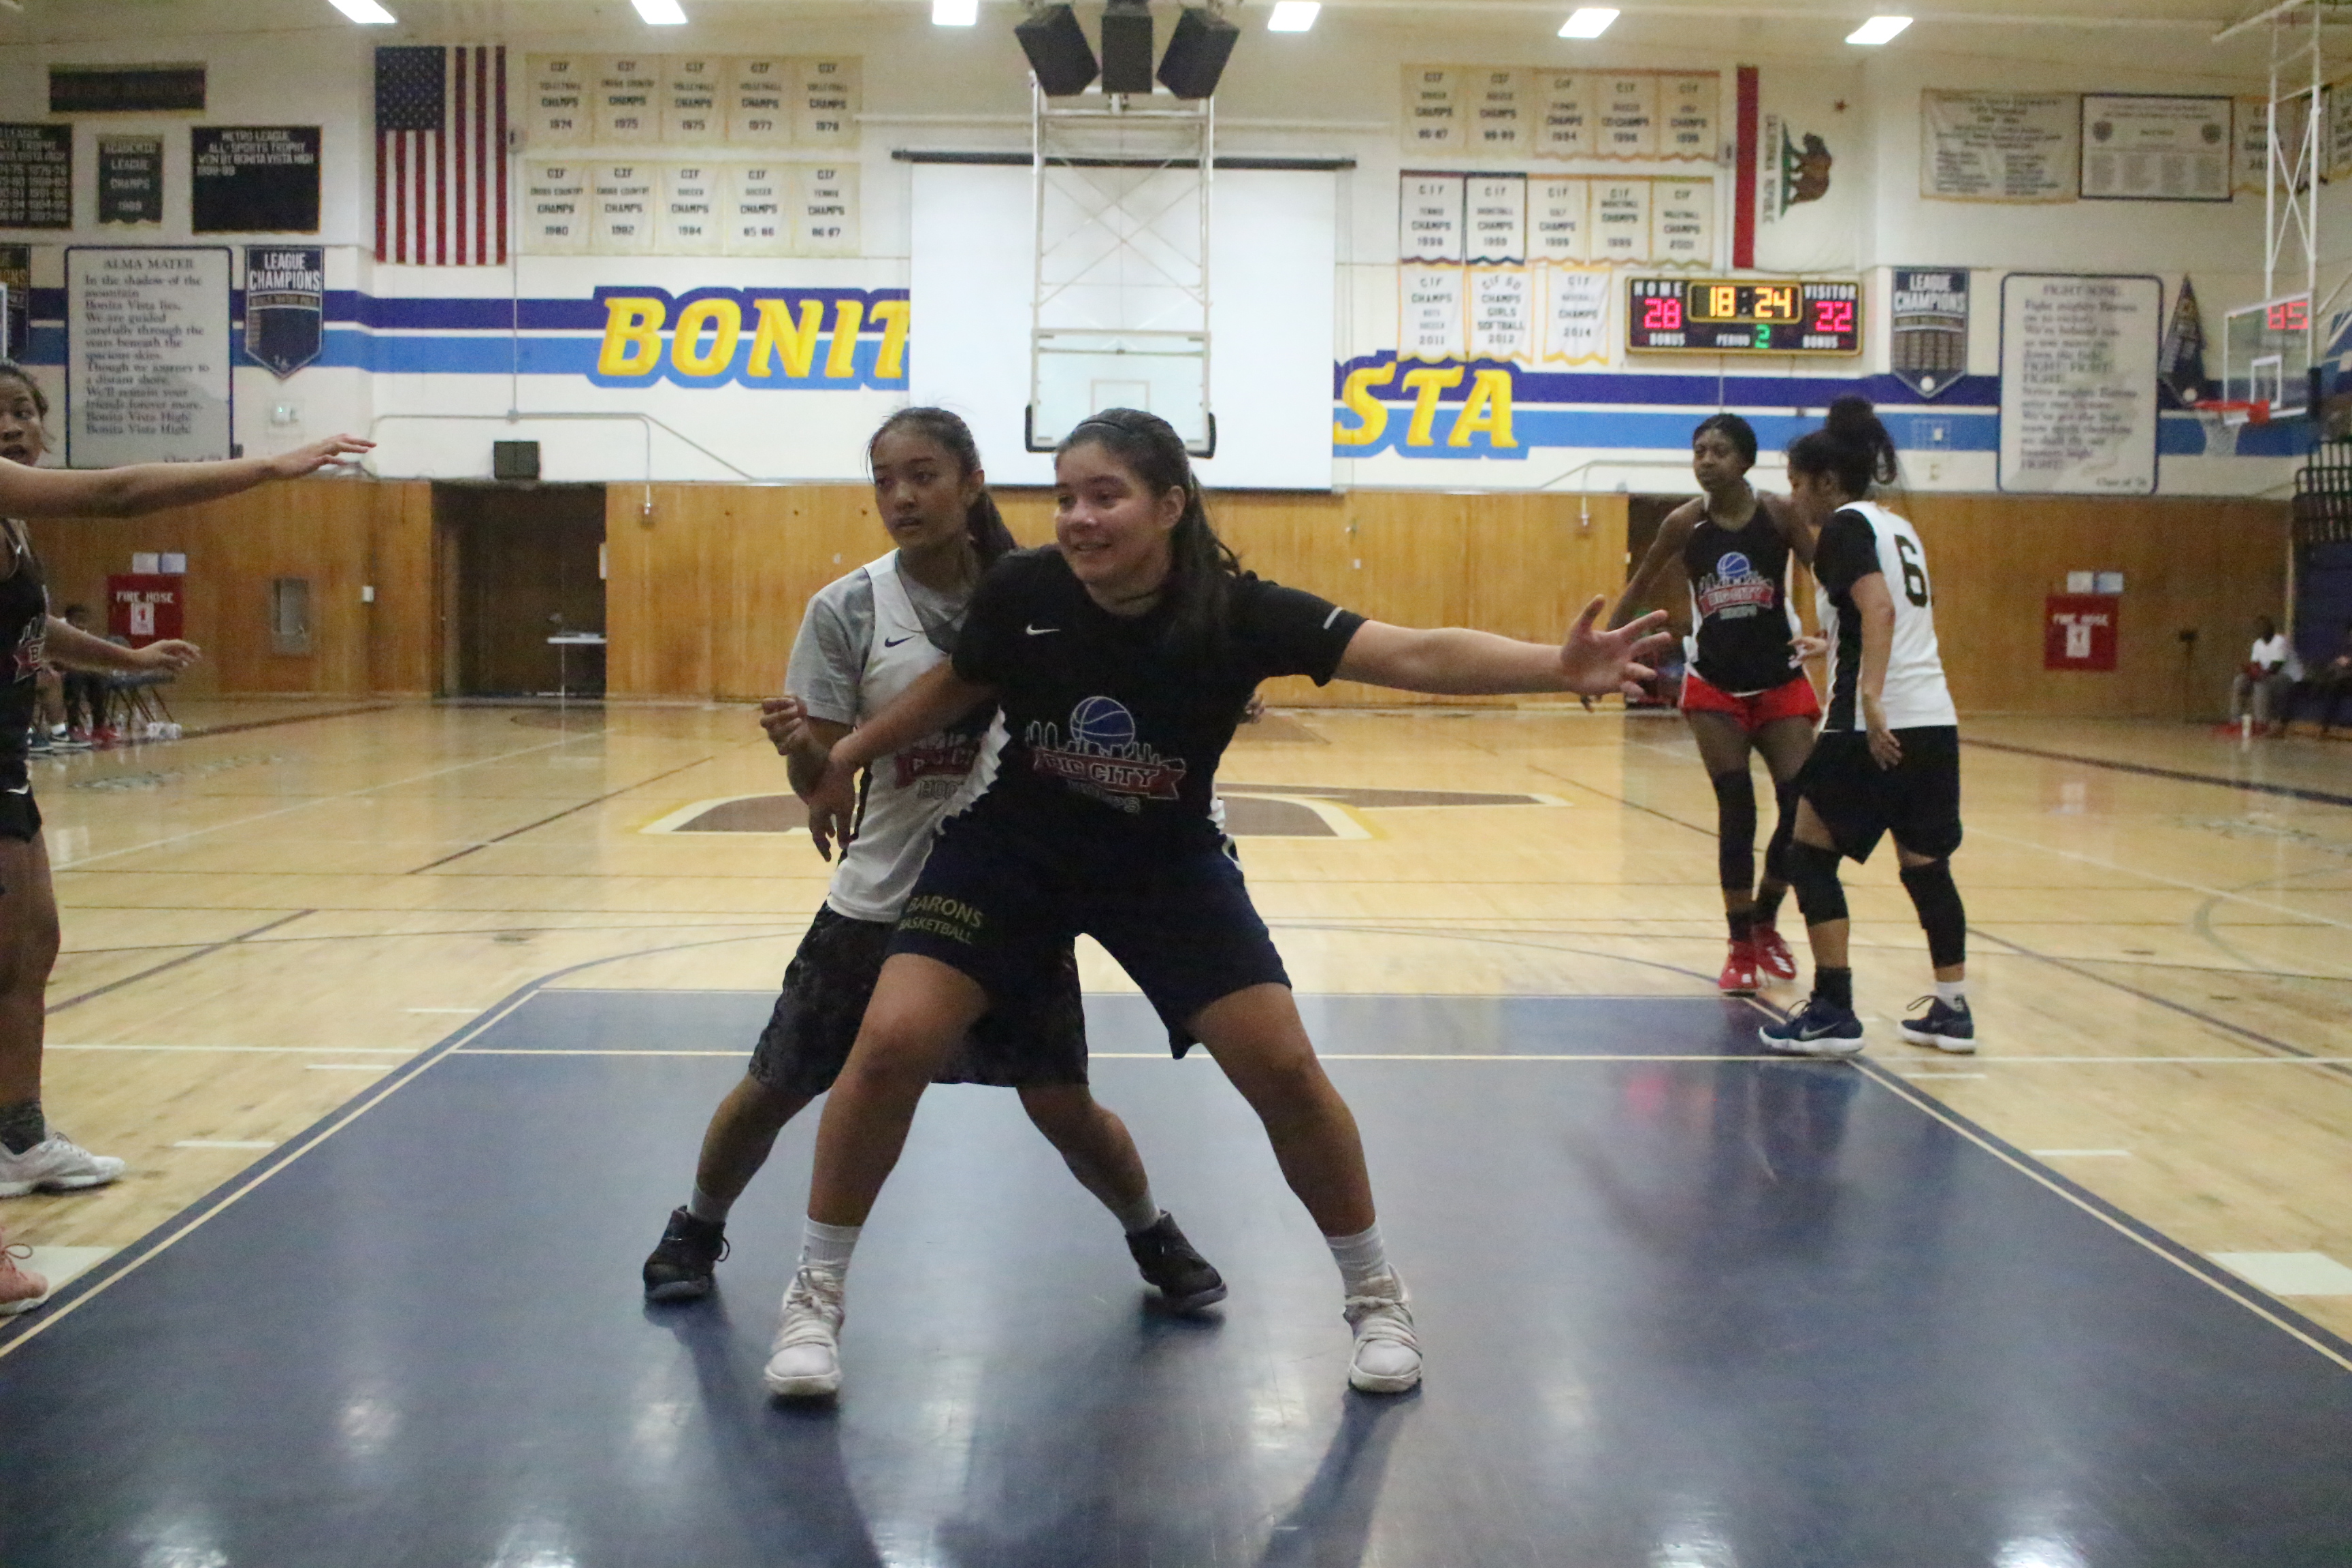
[1335,598,1673,698]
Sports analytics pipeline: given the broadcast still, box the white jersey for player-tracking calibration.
[1814,500,1957,732]
[822,552,1003,922]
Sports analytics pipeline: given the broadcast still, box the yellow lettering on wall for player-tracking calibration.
[1332,362,1399,447]
[747,299,823,379]
[823,299,866,379]
[670,297,742,377]
[596,297,666,377]
[869,298,911,382]
[1401,365,1466,447]
[1448,370,1518,448]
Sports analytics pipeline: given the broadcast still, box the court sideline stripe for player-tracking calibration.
[0,983,541,1361]
[1857,1058,2352,1375]
[46,910,314,1015]
[406,751,730,872]
[1959,734,2352,811]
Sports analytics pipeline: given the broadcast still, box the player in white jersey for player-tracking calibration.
[642,408,1225,1331]
[1759,397,1976,1058]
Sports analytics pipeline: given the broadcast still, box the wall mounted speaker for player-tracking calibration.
[493,440,541,481]
[1100,0,1156,95]
[1157,6,1239,99]
[1015,4,1098,97]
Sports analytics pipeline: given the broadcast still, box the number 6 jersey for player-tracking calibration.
[1812,500,1957,732]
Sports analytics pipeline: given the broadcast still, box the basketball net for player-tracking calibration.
[2191,399,2268,458]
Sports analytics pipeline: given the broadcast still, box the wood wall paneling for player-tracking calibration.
[27,482,2293,719]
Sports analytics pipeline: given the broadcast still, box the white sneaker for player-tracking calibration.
[1343,1273,1422,1394]
[762,1265,845,1399]
[0,1133,127,1198]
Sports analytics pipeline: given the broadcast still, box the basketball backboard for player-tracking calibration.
[2223,292,2313,417]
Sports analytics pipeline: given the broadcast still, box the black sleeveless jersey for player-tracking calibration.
[1682,509,1798,695]
[0,521,47,762]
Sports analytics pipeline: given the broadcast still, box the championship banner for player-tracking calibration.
[1890,267,1968,399]
[244,245,324,379]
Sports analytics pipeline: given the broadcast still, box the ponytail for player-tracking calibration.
[1056,408,1241,654]
[1786,395,1897,499]
[866,406,1016,566]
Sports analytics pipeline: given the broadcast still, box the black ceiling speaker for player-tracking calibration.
[1100,0,1156,95]
[1156,5,1239,99]
[1016,3,1098,97]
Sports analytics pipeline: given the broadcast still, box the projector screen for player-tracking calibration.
[910,162,1337,490]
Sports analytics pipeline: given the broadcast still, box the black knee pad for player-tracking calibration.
[1899,859,1967,968]
[1710,770,1758,893]
[1786,840,1848,926]
[1763,779,1799,885]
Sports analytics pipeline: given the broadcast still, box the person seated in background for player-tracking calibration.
[2229,615,2300,735]
[2294,619,2352,737]
[56,604,108,742]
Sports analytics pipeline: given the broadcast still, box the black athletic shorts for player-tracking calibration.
[888,811,1291,1040]
[1797,724,1962,864]
[748,904,1088,1095]
[0,754,37,842]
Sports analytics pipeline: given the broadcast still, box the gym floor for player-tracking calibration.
[2,702,2348,1565]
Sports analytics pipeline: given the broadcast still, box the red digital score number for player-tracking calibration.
[1811,298,1855,336]
[2267,297,2310,332]
[1643,295,1684,332]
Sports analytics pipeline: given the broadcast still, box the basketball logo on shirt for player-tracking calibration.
[1693,550,1775,623]
[1025,696,1188,812]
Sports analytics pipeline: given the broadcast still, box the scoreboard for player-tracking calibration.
[1627,278,1863,355]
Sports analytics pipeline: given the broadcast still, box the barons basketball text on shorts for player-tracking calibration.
[1026,697,1188,814]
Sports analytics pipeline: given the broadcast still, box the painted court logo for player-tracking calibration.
[1025,697,1187,813]
[1693,550,1775,621]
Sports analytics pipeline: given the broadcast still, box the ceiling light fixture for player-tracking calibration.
[1558,7,1619,39]
[1846,14,1912,44]
[1267,2,1320,32]
[327,0,398,22]
[933,0,978,23]
[632,0,688,24]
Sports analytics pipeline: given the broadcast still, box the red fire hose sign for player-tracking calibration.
[2045,593,2119,672]
[108,574,184,648]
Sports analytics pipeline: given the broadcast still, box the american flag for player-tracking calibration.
[376,45,508,266]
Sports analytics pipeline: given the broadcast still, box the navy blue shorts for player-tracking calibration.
[887,811,1290,1038]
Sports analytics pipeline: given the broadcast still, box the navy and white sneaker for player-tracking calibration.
[1899,996,1976,1054]
[1759,997,1865,1058]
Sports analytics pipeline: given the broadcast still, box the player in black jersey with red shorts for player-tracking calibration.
[1612,414,1819,996]
[0,359,370,1225]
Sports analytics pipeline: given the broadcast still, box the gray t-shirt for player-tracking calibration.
[786,559,970,724]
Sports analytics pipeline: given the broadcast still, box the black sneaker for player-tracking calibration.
[643,1207,728,1302]
[1126,1211,1227,1312]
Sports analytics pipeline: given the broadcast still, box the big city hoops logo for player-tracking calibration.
[1025,697,1186,813]
[1693,550,1776,621]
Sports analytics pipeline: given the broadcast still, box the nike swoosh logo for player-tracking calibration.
[883,635,914,648]
[1025,625,1059,636]
[1795,1022,1844,1040]
[4,786,28,795]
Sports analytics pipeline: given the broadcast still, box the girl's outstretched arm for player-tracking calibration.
[1335,598,1673,698]
[0,434,372,519]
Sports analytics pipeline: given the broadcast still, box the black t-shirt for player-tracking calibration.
[0,522,47,763]
[953,547,1364,844]
[1681,511,1798,694]
[1811,507,1882,731]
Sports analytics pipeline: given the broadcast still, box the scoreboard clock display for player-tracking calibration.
[1627,278,1862,355]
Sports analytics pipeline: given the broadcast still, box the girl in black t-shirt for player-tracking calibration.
[1609,414,1820,996]
[760,408,1668,1401]
[0,359,370,1232]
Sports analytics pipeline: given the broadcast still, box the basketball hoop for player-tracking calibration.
[2191,398,2268,457]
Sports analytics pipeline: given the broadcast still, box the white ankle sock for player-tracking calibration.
[687,1185,732,1224]
[798,1217,861,1273]
[1111,1187,1162,1237]
[1324,1222,1393,1295]
[1935,979,1969,1007]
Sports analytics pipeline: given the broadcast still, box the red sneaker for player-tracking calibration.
[0,1226,48,1317]
[1751,923,1799,981]
[1718,941,1761,995]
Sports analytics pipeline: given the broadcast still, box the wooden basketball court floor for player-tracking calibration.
[1,700,2348,1565]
